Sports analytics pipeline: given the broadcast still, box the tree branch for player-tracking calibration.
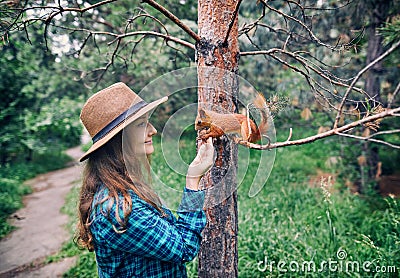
[388,81,400,108]
[266,107,400,150]
[23,0,117,14]
[109,30,195,49]
[240,49,365,103]
[334,40,400,128]
[337,132,400,149]
[142,0,200,42]
[48,22,195,50]
[258,0,352,51]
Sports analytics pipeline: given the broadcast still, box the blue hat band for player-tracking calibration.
[92,100,147,143]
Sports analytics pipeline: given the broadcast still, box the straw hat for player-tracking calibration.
[79,82,168,162]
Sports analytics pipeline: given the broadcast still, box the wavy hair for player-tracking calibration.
[75,132,163,251]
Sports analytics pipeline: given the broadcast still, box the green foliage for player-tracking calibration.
[23,97,83,151]
[0,178,32,236]
[0,32,84,165]
[63,250,98,278]
[379,17,400,47]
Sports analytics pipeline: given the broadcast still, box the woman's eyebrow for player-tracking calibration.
[137,115,148,120]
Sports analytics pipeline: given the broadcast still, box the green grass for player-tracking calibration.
[58,132,399,277]
[47,184,99,278]
[0,152,72,239]
[237,147,399,277]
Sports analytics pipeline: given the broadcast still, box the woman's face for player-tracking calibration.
[125,114,157,155]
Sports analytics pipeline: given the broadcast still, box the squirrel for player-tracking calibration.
[195,93,271,150]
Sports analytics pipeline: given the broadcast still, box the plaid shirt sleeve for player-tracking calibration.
[92,187,206,264]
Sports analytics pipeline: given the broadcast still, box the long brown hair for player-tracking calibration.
[75,132,163,251]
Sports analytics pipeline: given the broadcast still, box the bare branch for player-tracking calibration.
[388,81,400,108]
[266,107,400,150]
[337,132,400,149]
[240,49,365,106]
[8,0,198,51]
[50,22,195,50]
[78,30,194,83]
[238,6,265,37]
[23,0,117,14]
[334,40,400,128]
[1,0,28,35]
[302,0,354,11]
[110,30,195,49]
[285,128,293,141]
[142,0,200,42]
[258,0,352,51]
[368,129,400,138]
[38,0,118,22]
[126,13,168,35]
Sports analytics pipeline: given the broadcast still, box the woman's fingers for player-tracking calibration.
[187,138,214,178]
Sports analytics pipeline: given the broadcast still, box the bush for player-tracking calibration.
[0,178,32,236]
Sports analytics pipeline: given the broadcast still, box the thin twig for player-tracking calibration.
[337,132,400,149]
[125,13,166,34]
[388,81,400,108]
[238,6,265,37]
[110,30,195,49]
[240,50,365,95]
[368,129,400,138]
[258,0,348,51]
[51,24,195,49]
[286,128,293,141]
[302,0,354,11]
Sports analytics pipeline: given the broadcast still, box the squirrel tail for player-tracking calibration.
[253,93,269,136]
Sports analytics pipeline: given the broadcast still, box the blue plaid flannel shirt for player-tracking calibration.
[90,186,206,278]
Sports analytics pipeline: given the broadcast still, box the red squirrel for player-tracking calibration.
[195,93,271,149]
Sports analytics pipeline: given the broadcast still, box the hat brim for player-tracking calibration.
[79,96,168,162]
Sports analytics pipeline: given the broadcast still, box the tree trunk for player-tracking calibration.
[365,0,390,102]
[196,0,240,277]
[362,0,391,189]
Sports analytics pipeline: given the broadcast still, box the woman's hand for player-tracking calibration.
[186,138,214,190]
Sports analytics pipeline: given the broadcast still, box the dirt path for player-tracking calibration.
[0,146,84,278]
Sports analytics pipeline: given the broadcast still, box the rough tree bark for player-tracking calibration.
[196,0,240,277]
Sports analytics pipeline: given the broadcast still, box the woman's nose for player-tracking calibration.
[148,123,157,136]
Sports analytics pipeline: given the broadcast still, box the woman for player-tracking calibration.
[76,82,214,277]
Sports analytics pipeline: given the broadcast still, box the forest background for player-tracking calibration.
[1,0,400,277]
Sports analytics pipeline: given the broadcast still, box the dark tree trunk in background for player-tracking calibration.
[365,0,390,102]
[196,0,240,276]
[362,0,391,190]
